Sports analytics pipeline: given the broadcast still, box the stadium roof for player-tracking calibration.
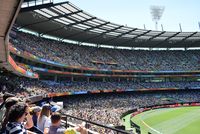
[16,1,200,48]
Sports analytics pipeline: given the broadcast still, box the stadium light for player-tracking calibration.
[198,22,200,30]
[179,23,182,32]
[143,24,146,30]
[150,6,165,31]
[161,24,164,31]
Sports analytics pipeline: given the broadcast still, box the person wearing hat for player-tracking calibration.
[29,106,43,134]
[51,105,61,113]
[0,92,15,110]
[30,106,42,126]
[1,97,19,132]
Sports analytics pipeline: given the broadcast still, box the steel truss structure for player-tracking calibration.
[16,1,200,48]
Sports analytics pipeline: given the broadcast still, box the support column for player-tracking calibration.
[54,75,58,82]
[71,77,74,82]
[87,77,90,83]
[118,78,120,82]
[103,77,105,82]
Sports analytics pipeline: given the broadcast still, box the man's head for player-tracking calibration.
[8,102,29,123]
[51,112,62,126]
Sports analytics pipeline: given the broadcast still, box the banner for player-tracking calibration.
[8,55,39,78]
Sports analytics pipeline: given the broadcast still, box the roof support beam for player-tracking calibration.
[141,31,166,47]
[172,32,198,46]
[19,10,82,29]
[100,28,138,44]
[20,1,69,12]
[40,17,96,35]
[118,30,151,45]
[62,22,110,39]
[151,32,180,48]
[18,1,200,48]
[82,25,124,42]
[147,31,166,41]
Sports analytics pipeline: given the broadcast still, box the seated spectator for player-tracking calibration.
[5,102,35,134]
[48,112,87,134]
[10,31,200,71]
[30,106,42,127]
[37,104,51,134]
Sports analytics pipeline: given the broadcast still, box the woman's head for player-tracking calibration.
[7,102,28,123]
[39,104,51,121]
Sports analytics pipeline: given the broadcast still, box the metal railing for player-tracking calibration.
[63,113,134,134]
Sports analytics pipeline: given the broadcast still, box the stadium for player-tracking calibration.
[0,0,200,134]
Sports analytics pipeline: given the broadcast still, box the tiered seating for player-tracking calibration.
[11,32,200,71]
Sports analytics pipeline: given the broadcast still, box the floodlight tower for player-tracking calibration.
[150,6,165,31]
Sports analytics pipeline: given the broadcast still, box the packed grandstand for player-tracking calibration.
[1,0,200,134]
[10,31,200,71]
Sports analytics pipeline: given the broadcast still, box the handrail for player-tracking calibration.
[62,113,134,134]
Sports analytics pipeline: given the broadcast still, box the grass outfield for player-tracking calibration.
[122,106,200,134]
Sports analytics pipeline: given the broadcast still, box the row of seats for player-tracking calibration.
[11,31,200,71]
[1,70,200,95]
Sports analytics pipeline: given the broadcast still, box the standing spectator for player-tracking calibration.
[37,104,51,134]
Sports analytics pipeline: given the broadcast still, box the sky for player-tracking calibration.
[55,0,200,32]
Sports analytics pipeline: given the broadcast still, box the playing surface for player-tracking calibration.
[122,106,200,134]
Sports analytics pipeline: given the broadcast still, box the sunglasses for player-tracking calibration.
[24,112,28,116]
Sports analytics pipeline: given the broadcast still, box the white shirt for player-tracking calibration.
[37,115,51,132]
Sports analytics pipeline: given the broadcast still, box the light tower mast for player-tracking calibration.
[150,6,165,31]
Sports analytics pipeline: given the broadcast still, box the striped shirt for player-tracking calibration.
[6,122,27,134]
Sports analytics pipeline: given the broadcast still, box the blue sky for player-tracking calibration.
[55,0,200,32]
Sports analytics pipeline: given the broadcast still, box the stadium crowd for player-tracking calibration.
[0,70,47,97]
[1,69,200,95]
[1,69,200,133]
[4,29,200,133]
[11,31,200,71]
[62,90,200,133]
[0,95,88,134]
[1,81,200,133]
[34,81,200,93]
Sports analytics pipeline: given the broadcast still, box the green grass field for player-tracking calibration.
[122,106,200,134]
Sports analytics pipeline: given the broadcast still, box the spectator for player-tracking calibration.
[48,112,87,134]
[6,102,35,134]
[1,97,19,133]
[30,106,42,127]
[48,112,66,134]
[37,104,51,133]
[10,31,200,71]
